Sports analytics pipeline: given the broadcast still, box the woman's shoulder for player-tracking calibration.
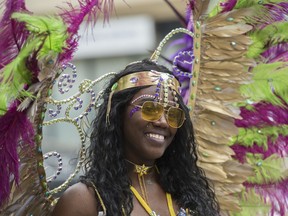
[51,182,98,216]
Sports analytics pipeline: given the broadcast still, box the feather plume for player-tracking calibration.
[234,189,270,216]
[262,43,288,62]
[246,153,288,184]
[236,102,288,127]
[192,0,219,20]
[245,179,288,215]
[240,62,288,106]
[0,0,115,214]
[0,93,8,115]
[1,38,37,101]
[11,13,68,59]
[234,0,272,9]
[0,0,29,71]
[59,0,114,63]
[0,102,35,207]
[0,12,68,110]
[220,0,237,13]
[248,22,288,58]
[234,126,288,150]
[232,135,288,163]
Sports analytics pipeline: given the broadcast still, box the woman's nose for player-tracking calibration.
[152,113,169,128]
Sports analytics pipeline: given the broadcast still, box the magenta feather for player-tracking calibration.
[59,0,114,63]
[265,3,288,22]
[0,101,35,207]
[261,43,288,63]
[220,0,237,13]
[244,179,288,215]
[0,0,29,71]
[235,103,288,128]
[232,135,288,163]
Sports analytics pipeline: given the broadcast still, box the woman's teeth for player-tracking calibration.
[146,133,164,140]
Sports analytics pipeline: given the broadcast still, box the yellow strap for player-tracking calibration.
[166,193,176,216]
[130,185,176,216]
[130,186,154,215]
[90,181,107,215]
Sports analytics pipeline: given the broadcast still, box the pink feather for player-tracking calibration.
[262,43,288,63]
[220,0,237,13]
[59,0,114,63]
[0,0,30,71]
[0,101,35,207]
[245,179,288,215]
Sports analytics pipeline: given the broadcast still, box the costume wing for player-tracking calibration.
[166,0,288,215]
[0,0,114,214]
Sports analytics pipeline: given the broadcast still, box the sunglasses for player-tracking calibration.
[131,101,186,128]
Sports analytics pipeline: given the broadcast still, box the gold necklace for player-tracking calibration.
[125,160,176,216]
[125,159,155,203]
[130,185,176,216]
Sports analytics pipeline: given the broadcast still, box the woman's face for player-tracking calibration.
[122,86,178,165]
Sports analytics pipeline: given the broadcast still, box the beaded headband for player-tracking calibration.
[106,70,181,124]
[112,70,180,93]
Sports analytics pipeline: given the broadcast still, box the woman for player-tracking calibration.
[52,59,219,216]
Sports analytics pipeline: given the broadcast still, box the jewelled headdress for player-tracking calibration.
[0,0,288,215]
[111,71,180,94]
[106,70,181,124]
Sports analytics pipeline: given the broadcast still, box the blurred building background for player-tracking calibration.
[23,0,188,190]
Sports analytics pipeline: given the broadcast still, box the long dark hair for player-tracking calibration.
[81,59,219,215]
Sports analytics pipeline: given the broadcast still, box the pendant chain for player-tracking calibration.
[126,160,176,215]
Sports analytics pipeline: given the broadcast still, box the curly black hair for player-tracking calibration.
[81,59,220,215]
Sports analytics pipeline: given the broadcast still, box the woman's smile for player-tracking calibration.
[145,133,165,141]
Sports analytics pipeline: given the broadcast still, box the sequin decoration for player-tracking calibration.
[43,151,63,183]
[172,51,195,78]
[130,77,139,84]
[43,72,116,195]
[58,63,77,94]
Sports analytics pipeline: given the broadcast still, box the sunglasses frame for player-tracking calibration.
[131,101,186,128]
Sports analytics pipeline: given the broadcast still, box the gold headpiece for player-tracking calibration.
[112,70,180,93]
[106,70,181,125]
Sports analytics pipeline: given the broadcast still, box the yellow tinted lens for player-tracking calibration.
[167,107,185,128]
[141,101,163,121]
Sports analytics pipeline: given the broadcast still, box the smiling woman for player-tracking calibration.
[51,59,220,216]
[123,86,178,164]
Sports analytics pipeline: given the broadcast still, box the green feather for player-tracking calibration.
[240,62,288,106]
[231,189,270,216]
[0,13,68,109]
[247,22,288,58]
[206,0,222,17]
[235,0,284,9]
[12,13,68,59]
[1,38,41,101]
[0,92,8,116]
[246,153,288,184]
[232,125,288,150]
